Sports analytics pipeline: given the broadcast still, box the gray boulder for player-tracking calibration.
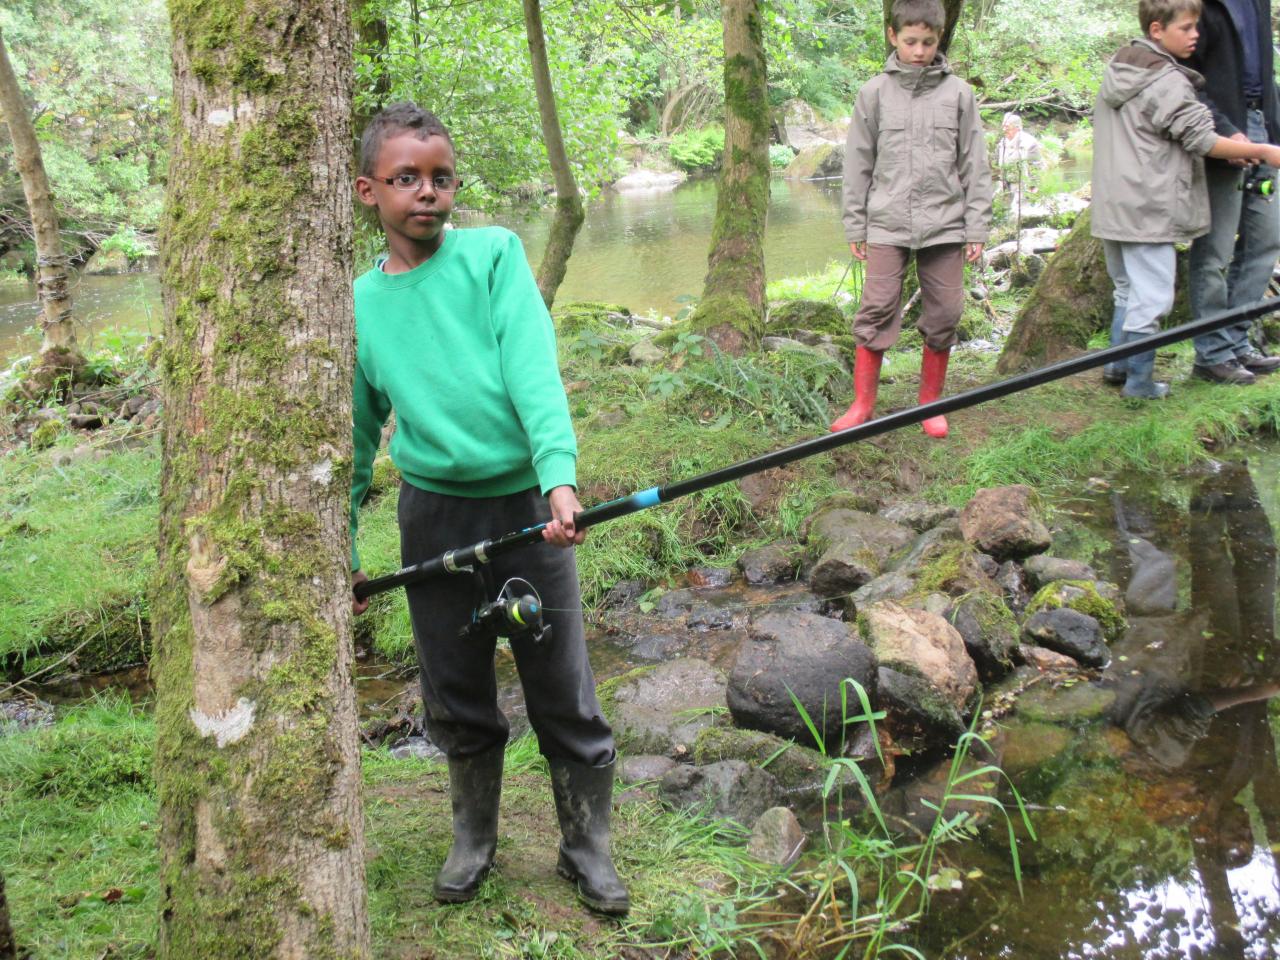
[876,666,966,753]
[738,542,801,585]
[806,508,915,595]
[727,611,877,750]
[748,807,807,866]
[659,760,783,826]
[958,485,1052,560]
[879,501,957,533]
[1022,608,1109,668]
[851,571,915,609]
[608,658,728,756]
[619,755,678,785]
[947,595,1019,680]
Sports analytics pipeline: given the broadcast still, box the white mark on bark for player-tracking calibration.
[190,698,256,747]
[207,102,254,126]
[309,458,333,485]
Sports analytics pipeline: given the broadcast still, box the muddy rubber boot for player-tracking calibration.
[830,346,883,432]
[1102,303,1127,385]
[1120,331,1169,400]
[549,757,630,916]
[433,744,504,903]
[918,346,950,438]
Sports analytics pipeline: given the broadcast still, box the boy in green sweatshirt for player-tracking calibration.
[349,103,627,915]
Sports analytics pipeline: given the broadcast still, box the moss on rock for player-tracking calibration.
[1026,579,1126,641]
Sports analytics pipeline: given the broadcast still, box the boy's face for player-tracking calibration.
[355,132,457,260]
[1150,11,1199,60]
[887,21,940,67]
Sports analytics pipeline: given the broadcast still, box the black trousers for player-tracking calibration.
[397,482,615,765]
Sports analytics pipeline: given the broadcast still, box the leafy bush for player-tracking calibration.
[99,227,156,264]
[668,127,725,172]
[768,143,796,168]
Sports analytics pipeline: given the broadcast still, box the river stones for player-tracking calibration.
[1022,607,1110,668]
[958,484,1052,560]
[607,658,728,757]
[737,542,801,585]
[946,594,1019,680]
[879,501,958,533]
[805,508,914,595]
[860,601,978,712]
[658,759,782,827]
[1022,555,1098,589]
[748,807,807,867]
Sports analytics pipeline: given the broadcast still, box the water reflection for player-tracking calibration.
[913,458,1280,959]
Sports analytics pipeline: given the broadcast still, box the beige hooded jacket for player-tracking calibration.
[842,52,992,249]
[1090,39,1218,244]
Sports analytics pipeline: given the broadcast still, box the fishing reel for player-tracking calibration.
[1241,167,1276,199]
[459,579,552,646]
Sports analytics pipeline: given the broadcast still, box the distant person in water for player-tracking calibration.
[1090,0,1280,399]
[835,0,992,439]
[993,113,1045,191]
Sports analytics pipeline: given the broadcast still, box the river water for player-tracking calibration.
[0,177,849,365]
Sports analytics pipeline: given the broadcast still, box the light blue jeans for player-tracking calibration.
[1190,108,1280,365]
[1103,240,1176,336]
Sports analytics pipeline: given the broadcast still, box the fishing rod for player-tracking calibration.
[355,296,1280,601]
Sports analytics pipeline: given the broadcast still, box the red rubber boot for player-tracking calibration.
[830,347,883,432]
[919,346,950,438]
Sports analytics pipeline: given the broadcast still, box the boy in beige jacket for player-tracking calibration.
[834,0,992,439]
[1092,0,1280,398]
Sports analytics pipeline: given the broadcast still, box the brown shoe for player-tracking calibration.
[1237,348,1280,375]
[1193,360,1256,385]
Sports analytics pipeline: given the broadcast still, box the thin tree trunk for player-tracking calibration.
[688,0,770,352]
[154,1,369,957]
[0,870,15,960]
[0,28,79,364]
[522,0,584,309]
[353,0,391,166]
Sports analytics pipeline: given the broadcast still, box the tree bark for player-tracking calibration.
[0,870,15,960]
[353,0,391,166]
[688,0,770,352]
[522,0,584,309]
[995,207,1110,372]
[154,1,369,958]
[0,28,79,364]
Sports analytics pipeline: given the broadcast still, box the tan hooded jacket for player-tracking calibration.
[842,52,992,249]
[1090,39,1218,244]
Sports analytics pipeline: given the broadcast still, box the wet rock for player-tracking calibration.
[1022,608,1109,668]
[658,760,782,826]
[608,658,728,757]
[1018,644,1081,673]
[653,589,696,618]
[619,755,678,785]
[888,518,963,576]
[737,542,801,585]
[602,579,646,609]
[387,736,443,761]
[1022,555,1098,590]
[798,493,882,539]
[860,601,978,711]
[805,508,915,595]
[726,611,877,751]
[687,602,735,632]
[947,594,1018,680]
[997,719,1072,774]
[748,807,807,866]
[1027,580,1126,641]
[995,560,1031,616]
[876,667,965,753]
[629,339,665,366]
[692,725,876,798]
[850,571,914,609]
[1017,681,1117,725]
[782,142,845,180]
[628,630,693,662]
[1124,536,1177,615]
[958,485,1052,560]
[0,697,55,735]
[879,501,957,533]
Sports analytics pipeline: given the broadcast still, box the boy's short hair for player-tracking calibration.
[1139,0,1201,32]
[359,103,453,177]
[890,0,945,33]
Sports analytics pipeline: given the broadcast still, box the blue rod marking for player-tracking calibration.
[631,487,661,509]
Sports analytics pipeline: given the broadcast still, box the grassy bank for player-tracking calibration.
[4,285,1280,673]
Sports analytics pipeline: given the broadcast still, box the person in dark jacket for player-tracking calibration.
[1184,0,1280,384]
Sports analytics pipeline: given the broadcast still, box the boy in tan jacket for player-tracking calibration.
[834,0,992,439]
[1092,0,1280,398]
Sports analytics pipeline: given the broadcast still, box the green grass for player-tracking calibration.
[0,698,782,960]
[0,438,158,671]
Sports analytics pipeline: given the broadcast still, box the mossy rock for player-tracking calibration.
[691,726,867,796]
[1025,579,1126,641]
[553,301,633,336]
[368,454,401,498]
[783,142,843,180]
[29,417,66,450]
[767,299,847,337]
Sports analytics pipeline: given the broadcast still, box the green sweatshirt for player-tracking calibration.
[350,226,577,570]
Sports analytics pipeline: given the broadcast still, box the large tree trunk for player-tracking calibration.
[995,207,1111,372]
[881,0,965,54]
[153,1,369,958]
[0,28,80,371]
[0,870,15,960]
[522,0,584,309]
[688,0,770,353]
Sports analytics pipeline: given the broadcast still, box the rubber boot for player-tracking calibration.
[1102,303,1127,385]
[433,744,504,903]
[918,346,950,438]
[549,757,630,916]
[829,346,883,432]
[1120,330,1169,400]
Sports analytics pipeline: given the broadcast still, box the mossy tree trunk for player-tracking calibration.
[154,1,369,957]
[880,0,965,53]
[353,0,391,165]
[0,870,15,960]
[688,0,769,353]
[0,28,82,380]
[995,206,1112,373]
[522,0,584,309]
